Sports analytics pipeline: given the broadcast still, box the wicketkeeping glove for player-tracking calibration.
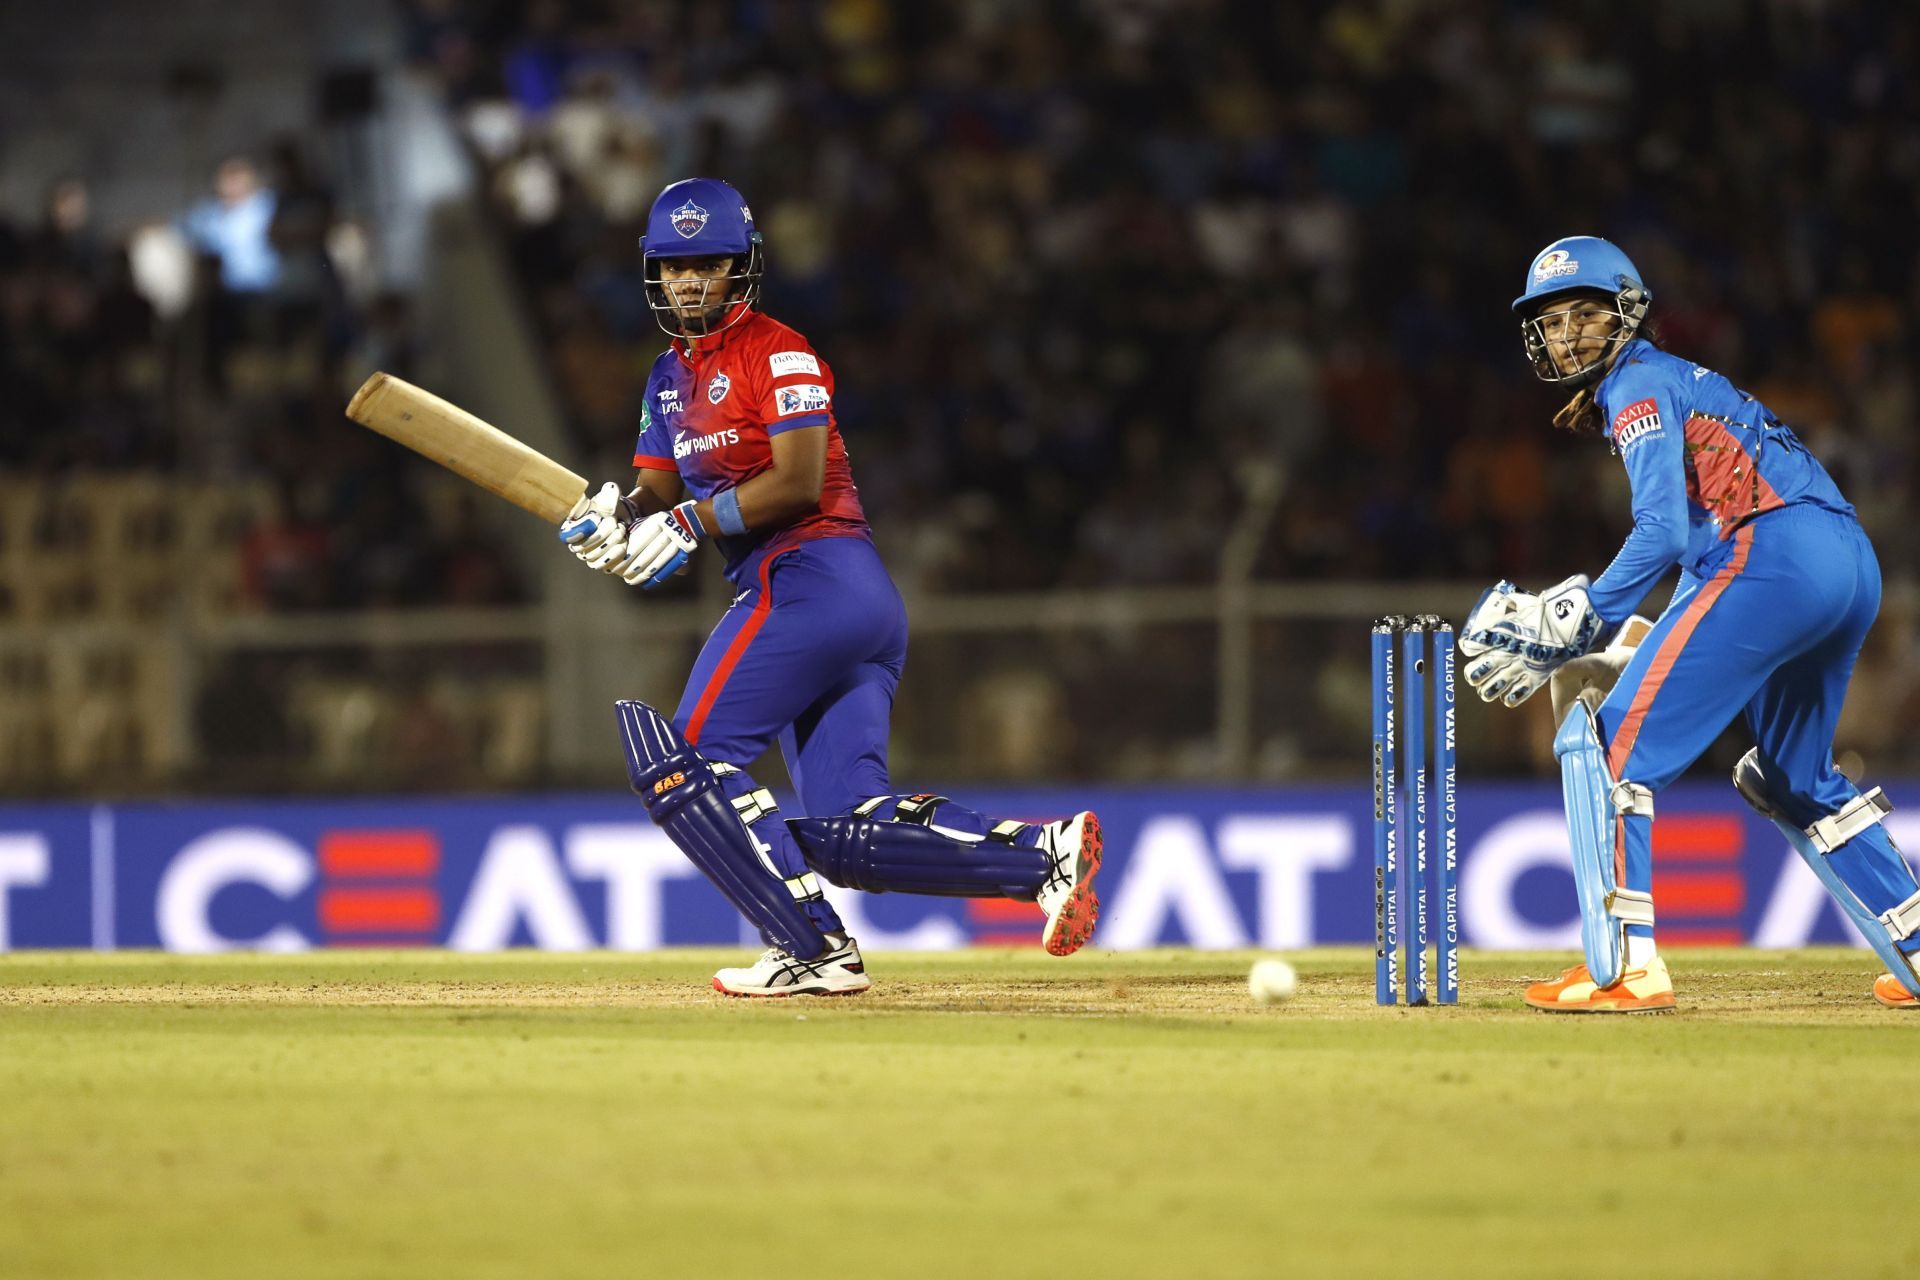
[1458,574,1604,707]
[614,500,704,589]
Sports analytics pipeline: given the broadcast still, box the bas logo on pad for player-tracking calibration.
[1612,397,1663,452]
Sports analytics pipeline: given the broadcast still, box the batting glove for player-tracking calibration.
[615,500,704,589]
[559,482,638,572]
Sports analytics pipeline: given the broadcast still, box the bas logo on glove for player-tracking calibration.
[614,499,706,590]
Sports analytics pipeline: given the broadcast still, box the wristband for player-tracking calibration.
[713,487,748,537]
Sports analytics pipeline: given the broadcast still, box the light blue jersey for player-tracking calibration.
[1588,337,1852,622]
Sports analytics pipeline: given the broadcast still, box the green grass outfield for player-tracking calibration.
[3,948,1918,1279]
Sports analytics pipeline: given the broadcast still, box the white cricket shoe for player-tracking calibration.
[712,933,871,998]
[1036,811,1103,957]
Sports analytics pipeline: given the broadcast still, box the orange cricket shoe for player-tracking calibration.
[1523,955,1676,1014]
[1873,973,1919,1009]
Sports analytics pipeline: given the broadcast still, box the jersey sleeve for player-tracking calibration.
[1588,363,1690,623]
[632,377,677,472]
[757,343,835,436]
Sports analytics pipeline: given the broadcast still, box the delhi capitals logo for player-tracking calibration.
[707,372,731,404]
[672,200,709,238]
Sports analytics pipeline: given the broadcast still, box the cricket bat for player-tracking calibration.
[345,372,587,523]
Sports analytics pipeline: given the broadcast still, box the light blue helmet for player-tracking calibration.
[1512,236,1651,388]
[640,177,764,338]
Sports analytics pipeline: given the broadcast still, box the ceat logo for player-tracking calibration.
[154,828,443,952]
[671,200,709,238]
[146,823,702,953]
[1533,249,1579,282]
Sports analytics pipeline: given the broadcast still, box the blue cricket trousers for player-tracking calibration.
[674,536,906,819]
[1598,505,1912,925]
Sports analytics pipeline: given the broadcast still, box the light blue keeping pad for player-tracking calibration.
[1733,748,1920,997]
[1553,696,1655,989]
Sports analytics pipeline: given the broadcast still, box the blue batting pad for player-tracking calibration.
[616,699,827,959]
[787,813,1046,899]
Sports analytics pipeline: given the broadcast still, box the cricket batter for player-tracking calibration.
[1461,235,1920,1013]
[558,179,1101,996]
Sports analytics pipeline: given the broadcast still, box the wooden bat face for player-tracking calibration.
[345,373,586,524]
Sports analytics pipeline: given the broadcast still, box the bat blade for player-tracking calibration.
[345,372,587,523]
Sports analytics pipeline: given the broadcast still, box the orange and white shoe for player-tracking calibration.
[1873,973,1920,1008]
[1523,955,1675,1014]
[1036,811,1102,956]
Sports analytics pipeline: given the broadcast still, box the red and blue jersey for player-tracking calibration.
[1588,337,1854,622]
[633,310,871,582]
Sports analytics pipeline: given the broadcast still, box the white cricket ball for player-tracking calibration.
[1247,957,1298,1005]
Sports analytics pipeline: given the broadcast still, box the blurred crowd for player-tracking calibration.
[8,0,1920,791]
[408,0,1920,598]
[0,143,525,613]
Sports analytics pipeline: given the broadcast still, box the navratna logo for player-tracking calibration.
[672,200,709,238]
[1533,249,1579,282]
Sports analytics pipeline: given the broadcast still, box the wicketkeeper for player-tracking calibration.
[1462,236,1920,1013]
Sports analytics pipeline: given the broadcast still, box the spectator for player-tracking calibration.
[178,156,281,294]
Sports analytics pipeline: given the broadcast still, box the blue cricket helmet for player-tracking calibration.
[1512,236,1648,312]
[641,177,757,260]
[1513,236,1652,388]
[639,177,764,338]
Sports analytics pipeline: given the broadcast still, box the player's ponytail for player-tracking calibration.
[1553,388,1602,435]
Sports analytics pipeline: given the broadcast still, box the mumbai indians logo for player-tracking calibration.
[707,372,731,404]
[1533,249,1579,283]
[671,200,709,238]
